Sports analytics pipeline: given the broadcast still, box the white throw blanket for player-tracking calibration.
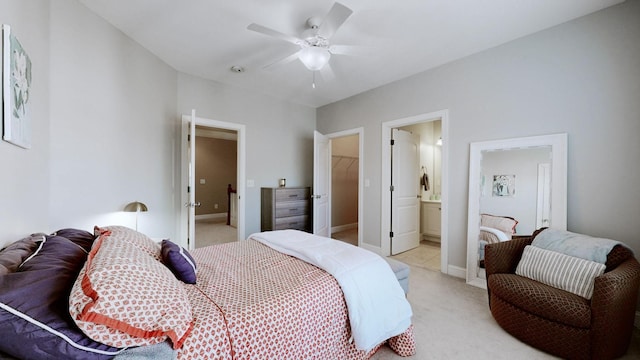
[249,230,413,352]
[532,228,625,264]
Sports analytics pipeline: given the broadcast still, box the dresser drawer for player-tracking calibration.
[261,187,311,233]
[275,200,309,217]
[274,215,309,231]
[275,188,310,202]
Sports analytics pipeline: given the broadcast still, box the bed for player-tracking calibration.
[478,214,518,265]
[0,226,415,359]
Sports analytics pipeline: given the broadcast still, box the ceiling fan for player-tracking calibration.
[247,2,357,74]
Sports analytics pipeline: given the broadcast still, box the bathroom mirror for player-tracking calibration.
[466,133,567,289]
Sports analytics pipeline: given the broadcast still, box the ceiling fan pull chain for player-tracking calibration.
[312,71,317,89]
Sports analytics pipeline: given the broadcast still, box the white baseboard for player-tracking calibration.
[331,223,357,233]
[195,213,226,221]
[447,265,466,279]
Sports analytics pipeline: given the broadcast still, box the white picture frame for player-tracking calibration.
[2,24,32,149]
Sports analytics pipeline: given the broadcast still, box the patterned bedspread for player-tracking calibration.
[178,240,415,359]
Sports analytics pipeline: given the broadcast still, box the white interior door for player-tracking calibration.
[391,129,420,255]
[313,131,331,236]
[186,110,198,249]
[181,114,246,250]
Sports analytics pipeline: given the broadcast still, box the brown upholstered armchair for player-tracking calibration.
[485,236,640,360]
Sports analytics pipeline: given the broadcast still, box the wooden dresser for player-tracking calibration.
[261,187,311,232]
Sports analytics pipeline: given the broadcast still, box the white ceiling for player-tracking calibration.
[79,0,623,108]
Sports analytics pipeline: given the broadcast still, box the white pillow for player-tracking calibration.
[515,245,606,299]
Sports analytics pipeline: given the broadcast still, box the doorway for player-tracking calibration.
[329,134,360,246]
[180,114,246,250]
[381,110,449,273]
[193,126,238,248]
[314,128,364,247]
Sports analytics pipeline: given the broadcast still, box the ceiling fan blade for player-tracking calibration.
[328,44,370,56]
[263,50,302,71]
[317,2,353,39]
[319,63,335,82]
[247,23,303,45]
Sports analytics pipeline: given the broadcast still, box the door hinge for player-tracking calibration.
[390,139,395,146]
[390,185,394,192]
[187,186,191,193]
[390,231,394,238]
[187,134,191,142]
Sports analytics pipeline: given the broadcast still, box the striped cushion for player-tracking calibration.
[515,245,605,299]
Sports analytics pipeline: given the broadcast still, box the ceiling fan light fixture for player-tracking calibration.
[298,46,331,71]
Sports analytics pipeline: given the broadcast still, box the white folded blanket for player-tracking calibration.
[532,228,625,264]
[249,230,412,352]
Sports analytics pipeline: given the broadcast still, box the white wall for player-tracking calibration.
[0,1,51,248]
[1,0,178,244]
[177,73,316,236]
[317,0,640,270]
[47,0,178,239]
[0,0,315,247]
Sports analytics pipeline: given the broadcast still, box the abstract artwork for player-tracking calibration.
[2,24,32,149]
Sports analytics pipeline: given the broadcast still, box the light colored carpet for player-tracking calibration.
[194,218,236,248]
[196,223,640,359]
[371,265,640,359]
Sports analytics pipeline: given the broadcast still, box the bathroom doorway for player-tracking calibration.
[381,109,449,273]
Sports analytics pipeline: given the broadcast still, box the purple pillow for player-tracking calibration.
[0,235,122,359]
[161,239,197,284]
[0,234,44,275]
[51,228,96,252]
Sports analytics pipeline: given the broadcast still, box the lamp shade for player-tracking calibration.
[298,46,331,71]
[124,201,148,212]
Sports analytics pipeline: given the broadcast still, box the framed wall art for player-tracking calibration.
[492,174,515,197]
[2,24,32,149]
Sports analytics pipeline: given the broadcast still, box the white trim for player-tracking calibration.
[381,110,450,275]
[180,115,246,250]
[331,223,358,233]
[447,265,466,279]
[194,213,227,221]
[466,133,568,289]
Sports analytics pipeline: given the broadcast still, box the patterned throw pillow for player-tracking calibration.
[515,245,606,299]
[161,239,197,284]
[0,235,122,359]
[69,227,194,349]
[480,214,518,236]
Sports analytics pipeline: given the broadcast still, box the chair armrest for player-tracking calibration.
[484,237,532,277]
[591,257,640,359]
